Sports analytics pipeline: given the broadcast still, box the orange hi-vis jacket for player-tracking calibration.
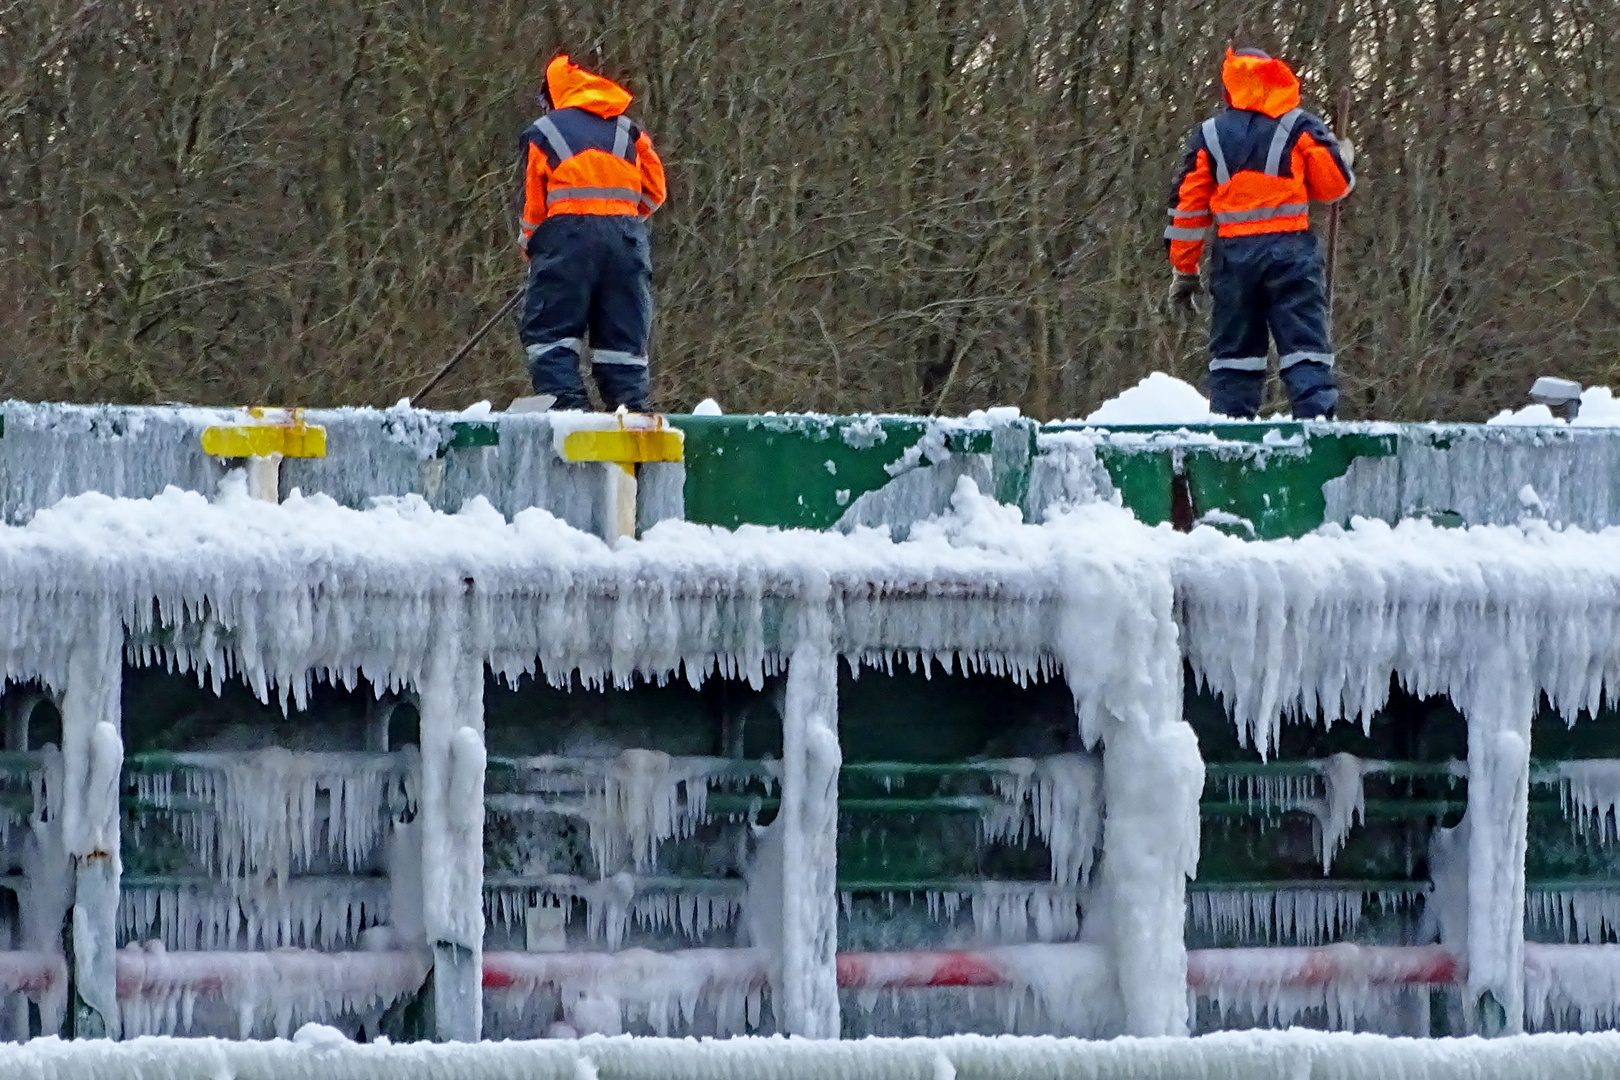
[1165,50,1354,275]
[519,56,666,251]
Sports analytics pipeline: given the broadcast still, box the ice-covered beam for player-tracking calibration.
[11,1028,1620,1078]
[1458,650,1534,1035]
[1055,542,1200,1036]
[114,948,430,1038]
[417,627,486,1042]
[57,621,122,1038]
[771,602,841,1038]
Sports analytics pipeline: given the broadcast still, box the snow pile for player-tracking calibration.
[1489,386,1620,427]
[1083,374,1214,426]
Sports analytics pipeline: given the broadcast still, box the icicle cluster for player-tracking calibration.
[118,878,390,952]
[1187,887,1420,947]
[1528,890,1620,945]
[134,751,405,882]
[1557,760,1620,843]
[983,754,1104,888]
[1525,943,1620,1031]
[485,879,744,951]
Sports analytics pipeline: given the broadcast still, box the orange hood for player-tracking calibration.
[1221,49,1301,118]
[546,55,632,118]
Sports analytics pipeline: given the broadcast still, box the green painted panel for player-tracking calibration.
[1074,425,1398,538]
[669,415,932,529]
[1180,431,1397,539]
[1094,446,1175,527]
[443,421,499,453]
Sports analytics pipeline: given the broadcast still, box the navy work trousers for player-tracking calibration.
[1205,230,1339,420]
[521,215,652,412]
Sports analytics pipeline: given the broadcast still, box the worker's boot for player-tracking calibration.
[1207,367,1265,420]
[527,344,593,411]
[1281,360,1339,420]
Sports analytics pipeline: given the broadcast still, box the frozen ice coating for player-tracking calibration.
[1322,425,1620,531]
[17,1030,1620,1076]
[17,414,1620,1047]
[775,614,842,1038]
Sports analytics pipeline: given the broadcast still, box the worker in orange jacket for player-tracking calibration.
[518,56,666,411]
[1165,49,1355,419]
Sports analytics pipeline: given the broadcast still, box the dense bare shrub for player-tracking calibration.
[3,0,1617,419]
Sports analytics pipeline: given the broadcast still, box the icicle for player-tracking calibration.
[1558,760,1620,844]
[1314,753,1368,873]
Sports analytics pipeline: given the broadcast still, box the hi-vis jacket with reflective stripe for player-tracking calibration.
[519,56,666,250]
[1165,50,1353,275]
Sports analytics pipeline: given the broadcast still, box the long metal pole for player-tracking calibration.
[412,286,525,406]
[1325,87,1353,306]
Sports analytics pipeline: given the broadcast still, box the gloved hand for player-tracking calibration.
[1167,271,1204,318]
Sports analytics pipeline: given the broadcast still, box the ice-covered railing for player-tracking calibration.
[115,946,428,1039]
[22,1027,1620,1079]
[0,404,679,537]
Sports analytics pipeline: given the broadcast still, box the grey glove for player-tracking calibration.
[1336,136,1356,170]
[1167,271,1204,318]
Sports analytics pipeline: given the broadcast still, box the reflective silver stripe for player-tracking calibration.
[1265,108,1305,176]
[1210,356,1268,372]
[526,339,583,360]
[1167,207,1212,220]
[1214,203,1309,224]
[1164,226,1208,242]
[1202,119,1231,185]
[521,220,542,230]
[592,349,648,367]
[1279,351,1335,369]
[533,116,573,161]
[612,115,633,159]
[639,193,662,212]
[547,186,642,205]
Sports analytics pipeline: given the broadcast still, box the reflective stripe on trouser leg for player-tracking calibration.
[1279,351,1334,369]
[591,349,648,367]
[1209,355,1268,372]
[525,338,583,362]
